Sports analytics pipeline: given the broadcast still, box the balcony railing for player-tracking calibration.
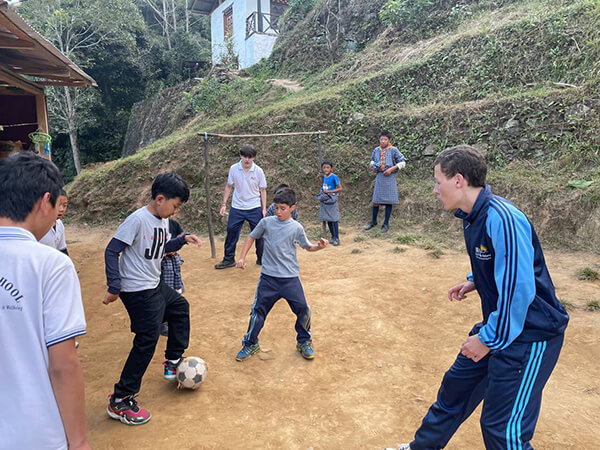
[246,12,280,39]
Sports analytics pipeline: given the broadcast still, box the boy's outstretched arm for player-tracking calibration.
[164,233,202,253]
[236,236,256,269]
[48,339,90,450]
[103,237,127,305]
[306,238,328,252]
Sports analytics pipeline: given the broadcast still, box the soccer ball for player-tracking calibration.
[176,356,207,390]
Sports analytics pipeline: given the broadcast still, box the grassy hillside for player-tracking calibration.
[68,0,600,251]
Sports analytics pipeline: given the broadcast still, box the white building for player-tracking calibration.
[189,0,288,69]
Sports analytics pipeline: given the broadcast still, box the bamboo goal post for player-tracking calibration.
[199,130,328,258]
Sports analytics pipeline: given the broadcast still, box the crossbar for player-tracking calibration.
[198,131,328,139]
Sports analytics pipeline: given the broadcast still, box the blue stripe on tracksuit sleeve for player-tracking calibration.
[478,199,536,351]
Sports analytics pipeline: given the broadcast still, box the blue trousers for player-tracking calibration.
[242,274,312,346]
[223,206,263,262]
[410,332,564,450]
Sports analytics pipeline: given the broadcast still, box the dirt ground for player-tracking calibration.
[68,224,600,449]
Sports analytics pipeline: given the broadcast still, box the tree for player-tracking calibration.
[19,0,145,174]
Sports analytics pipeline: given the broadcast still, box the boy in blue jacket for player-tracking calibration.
[386,145,568,450]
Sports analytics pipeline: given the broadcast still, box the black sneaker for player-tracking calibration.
[215,259,236,269]
[364,223,377,231]
[331,238,340,246]
[381,224,389,233]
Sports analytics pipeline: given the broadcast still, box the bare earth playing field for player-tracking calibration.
[69,225,600,449]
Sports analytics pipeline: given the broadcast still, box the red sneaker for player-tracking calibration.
[107,394,151,425]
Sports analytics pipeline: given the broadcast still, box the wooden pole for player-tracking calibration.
[317,130,323,163]
[203,133,216,258]
[197,129,329,244]
[198,131,328,139]
[318,130,327,237]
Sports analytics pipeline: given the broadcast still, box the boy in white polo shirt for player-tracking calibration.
[215,144,267,269]
[0,153,88,450]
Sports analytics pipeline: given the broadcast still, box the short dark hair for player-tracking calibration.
[380,130,392,139]
[59,188,67,197]
[435,145,487,187]
[273,183,289,195]
[151,171,190,202]
[273,187,296,206]
[321,159,333,168]
[240,145,257,158]
[0,152,63,221]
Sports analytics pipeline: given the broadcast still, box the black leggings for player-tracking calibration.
[114,281,190,397]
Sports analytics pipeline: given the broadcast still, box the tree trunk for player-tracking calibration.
[185,0,189,33]
[163,0,172,49]
[171,0,177,29]
[63,86,82,174]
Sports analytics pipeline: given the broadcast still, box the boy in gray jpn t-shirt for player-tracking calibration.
[234,187,328,362]
[103,172,201,426]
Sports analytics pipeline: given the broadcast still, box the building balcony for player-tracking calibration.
[246,12,280,39]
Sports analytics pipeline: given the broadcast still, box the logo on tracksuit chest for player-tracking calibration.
[475,244,492,261]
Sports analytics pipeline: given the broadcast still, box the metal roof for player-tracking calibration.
[0,1,96,88]
[188,0,220,15]
[188,0,289,16]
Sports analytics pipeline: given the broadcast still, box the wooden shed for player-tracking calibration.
[0,0,95,160]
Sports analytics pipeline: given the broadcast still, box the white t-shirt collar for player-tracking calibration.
[0,226,36,241]
[236,160,256,172]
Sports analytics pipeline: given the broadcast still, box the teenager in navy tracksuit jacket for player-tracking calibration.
[387,145,569,450]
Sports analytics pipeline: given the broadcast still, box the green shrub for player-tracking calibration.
[428,249,444,258]
[289,0,317,14]
[576,267,599,281]
[559,298,576,311]
[585,300,600,311]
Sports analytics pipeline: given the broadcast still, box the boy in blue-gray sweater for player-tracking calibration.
[234,187,327,361]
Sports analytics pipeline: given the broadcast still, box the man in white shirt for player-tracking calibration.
[215,144,267,269]
[0,153,89,450]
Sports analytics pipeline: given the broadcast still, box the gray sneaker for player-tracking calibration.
[384,444,411,450]
[236,343,260,361]
[215,259,236,269]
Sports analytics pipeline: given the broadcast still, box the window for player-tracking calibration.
[223,6,233,38]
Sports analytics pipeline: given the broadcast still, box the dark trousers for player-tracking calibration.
[114,281,190,397]
[410,332,564,450]
[372,204,393,225]
[327,221,339,239]
[224,206,263,262]
[242,274,312,346]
